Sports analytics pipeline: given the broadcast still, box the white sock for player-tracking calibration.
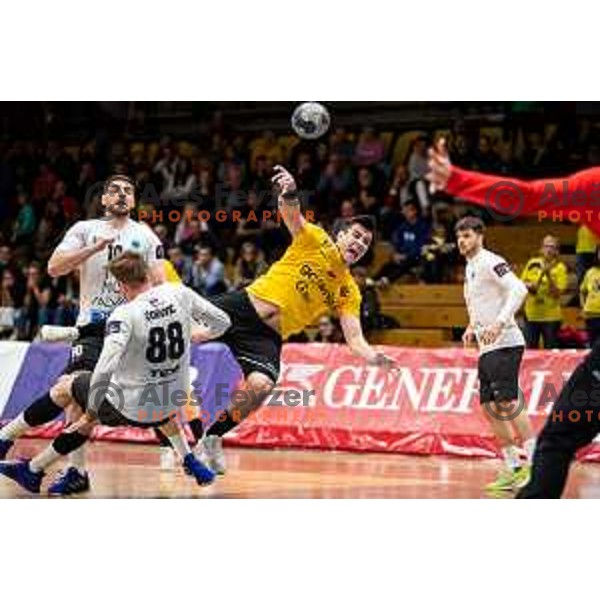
[30,446,62,473]
[167,432,192,461]
[501,445,521,471]
[68,447,86,473]
[523,438,537,463]
[0,414,29,441]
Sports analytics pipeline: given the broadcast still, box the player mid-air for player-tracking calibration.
[0,252,231,493]
[427,139,600,498]
[457,216,535,492]
[0,174,166,494]
[192,165,398,475]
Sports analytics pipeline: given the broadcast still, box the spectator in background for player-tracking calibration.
[178,219,215,257]
[184,245,228,297]
[153,224,171,254]
[34,202,66,262]
[76,161,96,203]
[329,128,354,162]
[407,135,429,180]
[354,128,385,168]
[314,315,343,343]
[235,189,263,245]
[13,193,36,245]
[520,236,568,349]
[421,225,457,283]
[0,245,13,279]
[576,225,600,287]
[332,199,357,233]
[52,180,80,224]
[163,158,196,200]
[167,246,188,277]
[20,262,53,339]
[32,164,58,202]
[580,246,600,347]
[317,153,354,210]
[233,241,268,290]
[0,269,21,340]
[472,134,502,173]
[375,201,430,285]
[356,168,381,218]
[351,266,383,334]
[250,155,271,192]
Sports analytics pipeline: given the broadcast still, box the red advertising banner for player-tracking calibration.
[227,345,600,461]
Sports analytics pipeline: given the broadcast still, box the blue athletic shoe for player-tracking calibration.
[0,460,43,494]
[47,467,91,496]
[183,453,215,486]
[0,439,14,460]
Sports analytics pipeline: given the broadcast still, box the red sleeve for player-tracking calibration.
[446,167,600,235]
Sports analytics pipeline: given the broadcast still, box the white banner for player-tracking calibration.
[0,342,30,416]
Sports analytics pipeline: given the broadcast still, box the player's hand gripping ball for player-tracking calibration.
[291,102,331,140]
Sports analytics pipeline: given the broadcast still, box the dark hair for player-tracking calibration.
[103,174,137,195]
[455,216,485,235]
[333,215,376,237]
[108,251,149,286]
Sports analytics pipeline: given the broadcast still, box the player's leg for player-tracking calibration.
[517,356,600,498]
[0,385,69,459]
[59,333,104,487]
[0,375,92,494]
[157,419,214,486]
[199,371,275,475]
[479,349,527,492]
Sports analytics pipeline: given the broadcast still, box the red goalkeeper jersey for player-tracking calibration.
[446,167,600,236]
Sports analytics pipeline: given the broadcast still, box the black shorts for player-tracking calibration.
[64,323,105,374]
[478,346,525,404]
[209,290,283,382]
[71,372,170,429]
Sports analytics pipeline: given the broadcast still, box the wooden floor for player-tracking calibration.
[1,440,600,498]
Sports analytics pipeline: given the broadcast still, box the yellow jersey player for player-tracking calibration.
[194,165,398,475]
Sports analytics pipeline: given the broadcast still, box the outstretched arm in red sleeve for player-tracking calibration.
[427,139,600,236]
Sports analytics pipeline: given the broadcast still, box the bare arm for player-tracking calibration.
[340,314,397,369]
[271,165,306,238]
[48,238,112,278]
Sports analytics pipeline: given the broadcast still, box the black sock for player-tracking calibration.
[206,411,241,438]
[52,431,89,456]
[155,428,171,447]
[24,392,64,427]
[189,418,204,444]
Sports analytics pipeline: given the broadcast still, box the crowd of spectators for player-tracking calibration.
[2,111,600,341]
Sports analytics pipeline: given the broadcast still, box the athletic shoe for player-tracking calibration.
[159,447,177,471]
[0,460,43,494]
[47,467,91,496]
[0,439,14,460]
[485,469,516,492]
[183,453,215,486]
[512,464,532,490]
[196,435,226,475]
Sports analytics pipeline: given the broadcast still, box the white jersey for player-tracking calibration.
[55,219,164,326]
[90,283,230,424]
[464,248,528,355]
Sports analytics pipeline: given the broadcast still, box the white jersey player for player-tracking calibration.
[0,252,231,493]
[0,174,166,495]
[456,216,536,493]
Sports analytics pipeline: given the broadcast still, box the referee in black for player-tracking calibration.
[517,345,600,498]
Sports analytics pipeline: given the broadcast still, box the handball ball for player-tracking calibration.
[291,102,331,140]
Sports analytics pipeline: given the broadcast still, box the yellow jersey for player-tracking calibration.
[247,223,362,339]
[164,260,182,284]
[520,257,568,322]
[577,226,600,254]
[581,267,600,317]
